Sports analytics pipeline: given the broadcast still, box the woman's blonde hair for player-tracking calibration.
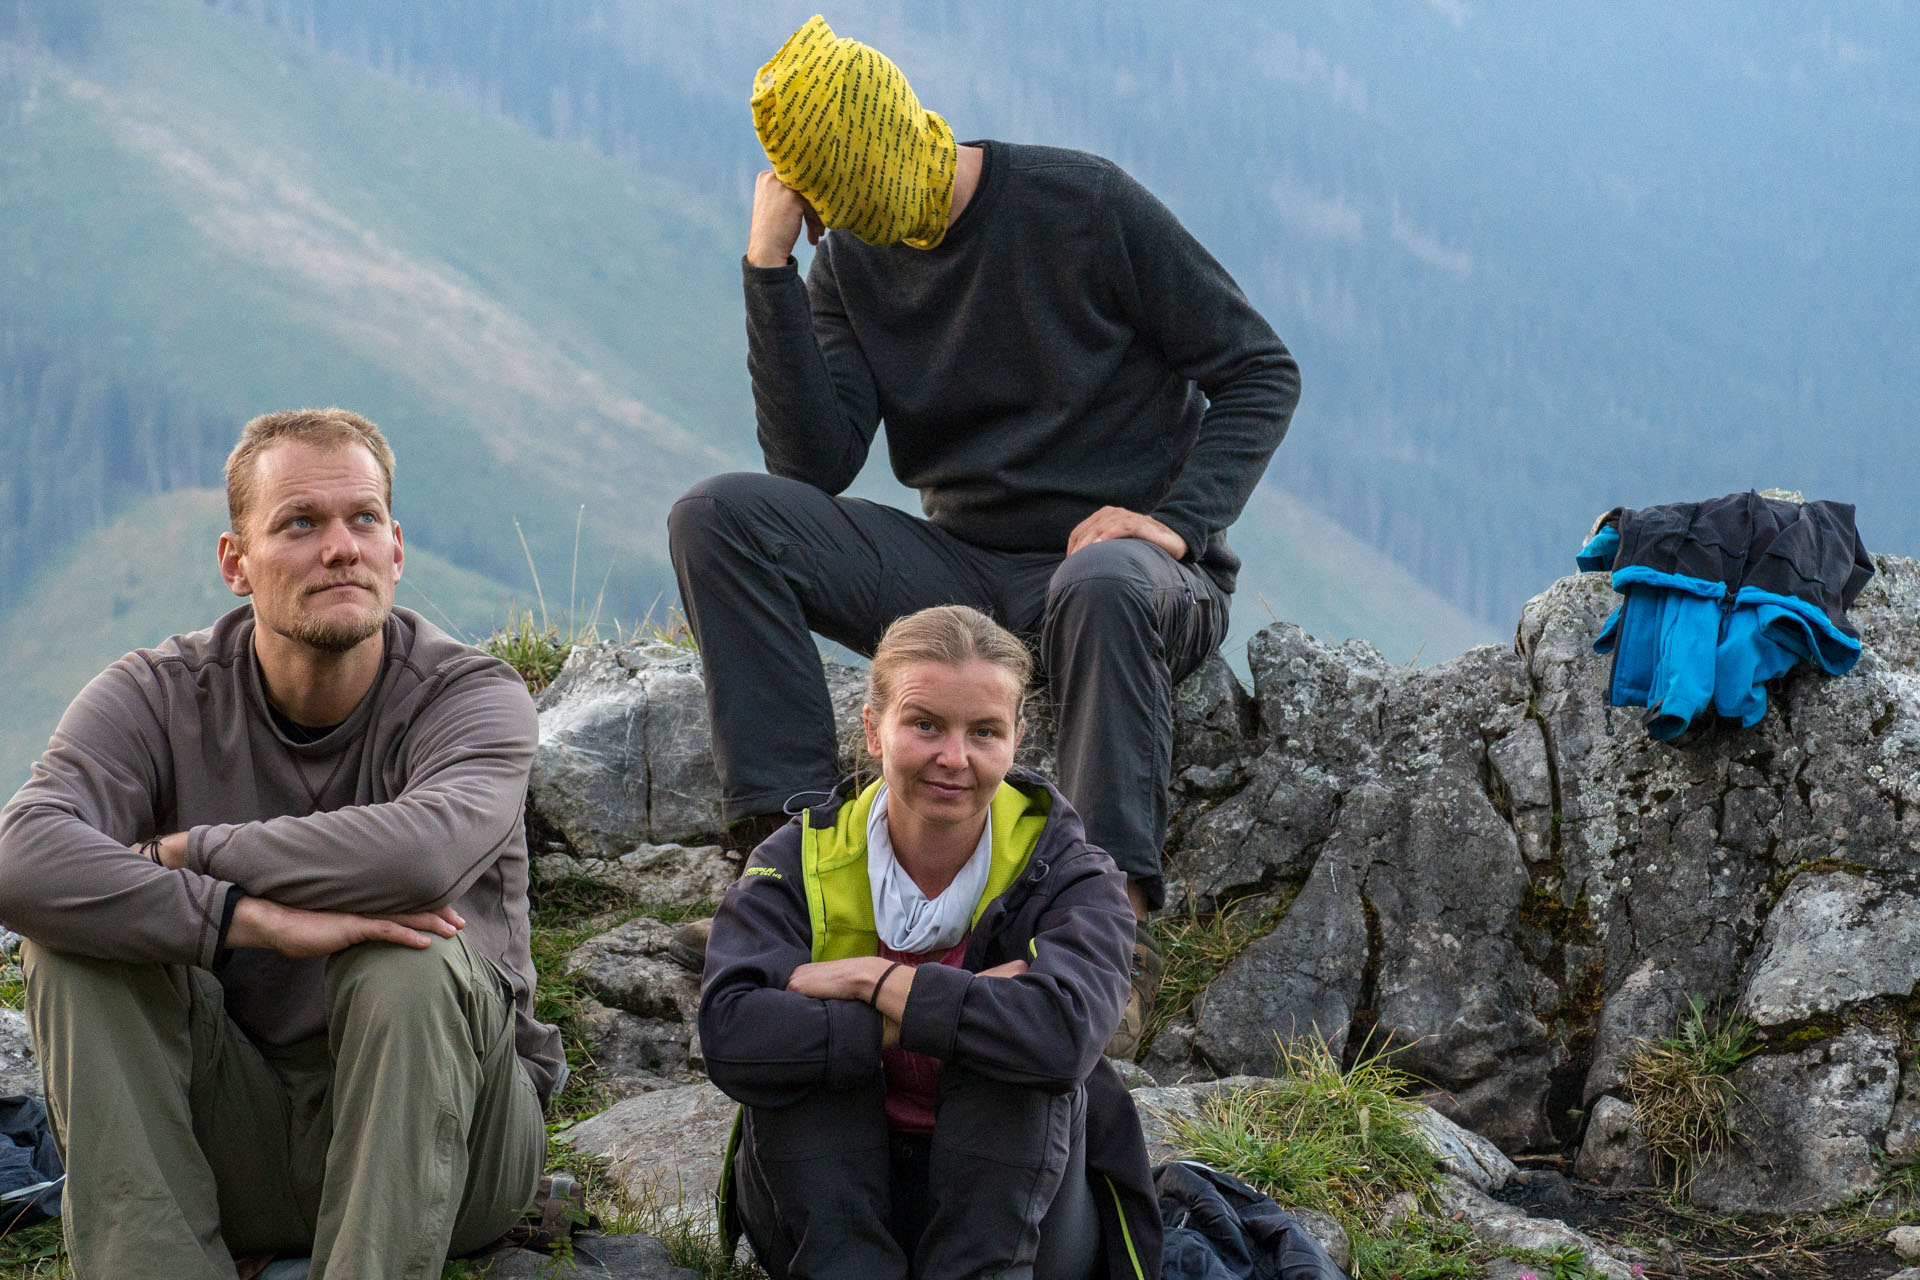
[866,605,1032,720]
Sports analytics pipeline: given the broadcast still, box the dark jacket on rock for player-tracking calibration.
[1577,492,1873,740]
[700,768,1162,1280]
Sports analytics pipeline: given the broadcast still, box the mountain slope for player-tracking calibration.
[1,0,748,605]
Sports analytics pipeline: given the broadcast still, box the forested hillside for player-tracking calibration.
[0,324,233,611]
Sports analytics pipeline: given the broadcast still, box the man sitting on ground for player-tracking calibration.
[0,409,561,1279]
[668,16,1301,1054]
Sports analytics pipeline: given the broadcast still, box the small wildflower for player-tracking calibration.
[1631,1267,1646,1278]
[1518,1273,1538,1280]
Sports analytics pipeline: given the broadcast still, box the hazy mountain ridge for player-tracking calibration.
[196,0,1920,623]
[2,0,749,604]
[1,0,1493,787]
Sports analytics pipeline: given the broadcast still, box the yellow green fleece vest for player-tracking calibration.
[801,779,1051,961]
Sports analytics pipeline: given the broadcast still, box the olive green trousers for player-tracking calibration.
[21,934,545,1280]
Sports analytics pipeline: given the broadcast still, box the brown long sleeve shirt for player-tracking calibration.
[0,605,564,1102]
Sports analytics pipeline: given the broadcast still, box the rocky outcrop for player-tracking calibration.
[529,555,1920,1216]
[559,1082,740,1231]
[529,644,869,856]
[476,1234,697,1279]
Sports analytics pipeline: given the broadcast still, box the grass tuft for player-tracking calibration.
[0,1220,65,1279]
[1144,895,1291,1054]
[483,599,695,696]
[1168,1036,1441,1226]
[1165,1037,1627,1280]
[483,608,584,695]
[1621,995,1756,1192]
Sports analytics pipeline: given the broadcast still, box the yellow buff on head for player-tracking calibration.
[751,15,958,250]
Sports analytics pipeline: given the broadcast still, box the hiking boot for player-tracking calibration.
[1105,922,1165,1061]
[725,810,791,854]
[667,917,712,974]
[668,813,793,973]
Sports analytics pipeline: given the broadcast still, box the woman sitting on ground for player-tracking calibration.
[698,604,1163,1280]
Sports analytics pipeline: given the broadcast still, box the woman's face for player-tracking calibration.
[863,658,1024,844]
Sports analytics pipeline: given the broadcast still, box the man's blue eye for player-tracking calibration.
[290,517,312,530]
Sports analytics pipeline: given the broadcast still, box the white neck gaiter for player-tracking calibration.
[867,784,993,953]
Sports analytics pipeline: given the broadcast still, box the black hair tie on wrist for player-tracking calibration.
[142,837,164,865]
[869,961,905,1009]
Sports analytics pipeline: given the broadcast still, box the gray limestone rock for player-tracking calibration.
[559,1082,740,1231]
[579,999,699,1100]
[0,1008,38,1098]
[1437,1178,1638,1280]
[530,643,724,853]
[1888,1049,1920,1165]
[1246,624,1401,766]
[1891,1226,1920,1263]
[1194,848,1366,1068]
[1411,1106,1519,1193]
[566,918,702,1025]
[1288,1208,1350,1272]
[1139,1011,1201,1086]
[1584,962,1690,1103]
[1166,748,1342,909]
[1690,1026,1900,1214]
[1171,652,1255,774]
[1487,718,1555,865]
[1574,1095,1652,1187]
[534,844,740,912]
[1740,870,1920,1026]
[474,1233,699,1278]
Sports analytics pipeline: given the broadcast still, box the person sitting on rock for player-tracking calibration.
[700,604,1162,1280]
[667,15,1301,1056]
[0,409,562,1279]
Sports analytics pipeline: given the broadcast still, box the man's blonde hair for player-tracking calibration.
[225,408,395,544]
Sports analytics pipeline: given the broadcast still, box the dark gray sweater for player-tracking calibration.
[745,140,1300,593]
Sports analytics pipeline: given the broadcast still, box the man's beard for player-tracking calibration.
[287,602,389,653]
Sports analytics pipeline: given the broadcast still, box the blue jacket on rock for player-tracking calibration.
[1577,492,1873,740]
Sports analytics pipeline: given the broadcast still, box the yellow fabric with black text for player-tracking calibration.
[750,14,958,249]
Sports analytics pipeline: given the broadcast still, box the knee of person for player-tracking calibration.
[325,934,466,1023]
[669,472,783,554]
[1045,539,1163,618]
[21,939,144,995]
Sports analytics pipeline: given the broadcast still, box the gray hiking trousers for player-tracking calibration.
[732,1064,1101,1280]
[22,933,545,1280]
[668,472,1231,910]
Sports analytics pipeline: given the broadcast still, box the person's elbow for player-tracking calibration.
[0,805,59,924]
[761,447,860,496]
[698,992,818,1109]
